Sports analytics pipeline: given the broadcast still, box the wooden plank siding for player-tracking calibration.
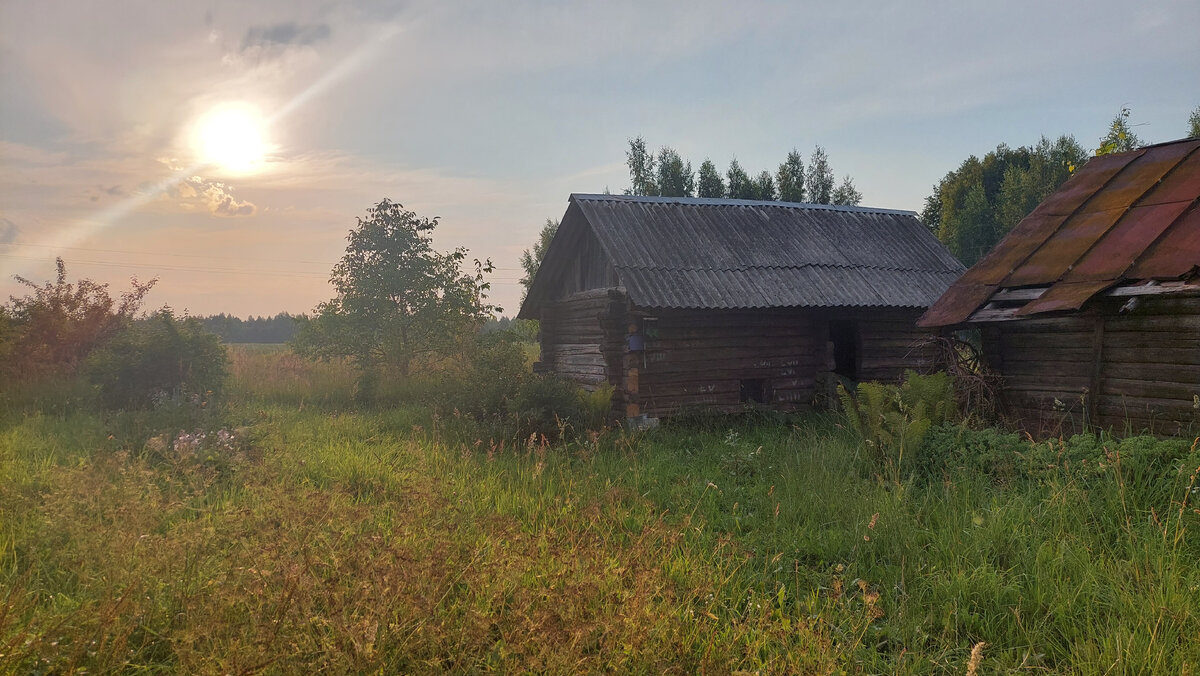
[982,293,1200,437]
[632,307,935,418]
[535,288,629,414]
[538,289,941,420]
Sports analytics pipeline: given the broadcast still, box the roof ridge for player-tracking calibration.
[570,192,918,217]
[612,262,963,274]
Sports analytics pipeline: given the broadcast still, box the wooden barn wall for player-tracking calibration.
[983,293,1200,437]
[536,288,628,407]
[633,307,934,418]
[827,308,940,383]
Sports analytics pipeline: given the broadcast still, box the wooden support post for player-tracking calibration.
[1087,316,1105,428]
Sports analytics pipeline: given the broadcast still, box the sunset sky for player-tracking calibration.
[2,0,1198,318]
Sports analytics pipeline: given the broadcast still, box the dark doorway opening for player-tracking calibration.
[740,378,766,404]
[829,320,860,381]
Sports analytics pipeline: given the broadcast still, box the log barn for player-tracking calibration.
[518,194,965,419]
[920,138,1200,436]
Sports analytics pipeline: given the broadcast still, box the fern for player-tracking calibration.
[839,372,957,480]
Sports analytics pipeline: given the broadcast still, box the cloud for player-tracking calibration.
[0,217,17,244]
[172,176,257,217]
[241,22,331,51]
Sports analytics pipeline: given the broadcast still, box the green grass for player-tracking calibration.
[2,348,1199,673]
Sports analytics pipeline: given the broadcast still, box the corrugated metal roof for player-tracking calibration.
[520,194,965,315]
[920,138,1200,327]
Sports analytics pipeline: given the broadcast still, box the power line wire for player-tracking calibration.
[0,241,521,270]
[0,253,527,282]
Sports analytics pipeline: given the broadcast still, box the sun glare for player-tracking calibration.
[192,103,267,174]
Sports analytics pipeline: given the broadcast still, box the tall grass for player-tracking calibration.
[2,349,1198,672]
[224,343,357,408]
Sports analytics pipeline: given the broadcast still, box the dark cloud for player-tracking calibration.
[241,22,331,51]
[0,217,18,244]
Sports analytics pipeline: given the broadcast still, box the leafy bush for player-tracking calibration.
[508,375,593,442]
[838,370,956,475]
[917,424,1029,483]
[1,258,155,382]
[84,310,229,409]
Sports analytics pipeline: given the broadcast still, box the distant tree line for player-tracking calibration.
[924,105,1200,266]
[197,312,301,344]
[624,137,862,205]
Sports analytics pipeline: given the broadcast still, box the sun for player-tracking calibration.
[191,103,268,174]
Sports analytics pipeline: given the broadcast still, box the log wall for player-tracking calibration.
[536,288,628,411]
[634,307,935,418]
[982,293,1200,437]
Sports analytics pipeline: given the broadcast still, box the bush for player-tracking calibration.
[1,258,154,382]
[916,424,1029,483]
[84,310,229,409]
[508,375,595,443]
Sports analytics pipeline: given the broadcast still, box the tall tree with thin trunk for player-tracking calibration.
[519,218,559,301]
[625,136,658,195]
[725,159,754,199]
[753,171,777,201]
[696,159,725,198]
[776,149,805,202]
[655,147,695,197]
[805,146,835,204]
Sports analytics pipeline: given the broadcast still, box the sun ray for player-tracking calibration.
[0,25,402,281]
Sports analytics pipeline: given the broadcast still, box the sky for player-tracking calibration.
[1,0,1198,318]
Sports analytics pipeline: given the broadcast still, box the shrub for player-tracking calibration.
[84,310,229,409]
[917,424,1029,483]
[508,375,592,443]
[1,258,155,382]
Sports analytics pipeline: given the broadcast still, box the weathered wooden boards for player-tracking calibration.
[538,290,939,419]
[983,293,1200,436]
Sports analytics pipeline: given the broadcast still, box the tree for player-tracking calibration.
[623,139,861,205]
[293,200,499,382]
[696,159,725,198]
[625,137,657,195]
[830,175,862,206]
[1188,105,1200,138]
[519,218,559,300]
[923,136,1087,265]
[725,159,754,199]
[995,135,1086,236]
[805,146,835,204]
[655,147,695,197]
[1097,106,1143,155]
[753,170,777,201]
[776,150,805,202]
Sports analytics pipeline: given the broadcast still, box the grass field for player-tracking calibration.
[2,345,1199,673]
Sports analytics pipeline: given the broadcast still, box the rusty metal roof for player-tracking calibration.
[519,194,964,317]
[919,138,1200,327]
